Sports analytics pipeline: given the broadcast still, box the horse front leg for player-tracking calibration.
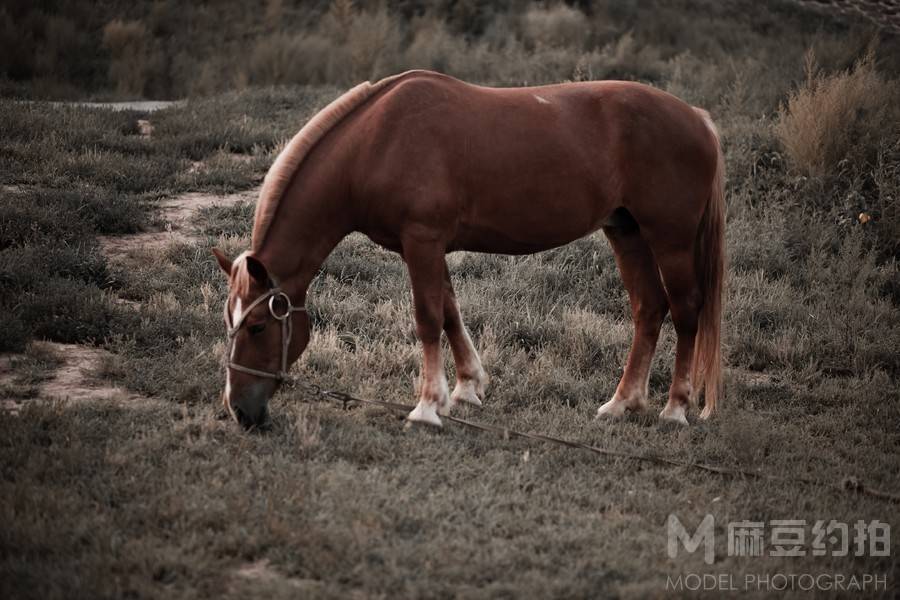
[442,261,488,410]
[404,239,450,426]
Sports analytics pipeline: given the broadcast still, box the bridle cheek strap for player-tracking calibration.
[226,288,306,382]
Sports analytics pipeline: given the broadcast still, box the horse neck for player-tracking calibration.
[253,150,354,304]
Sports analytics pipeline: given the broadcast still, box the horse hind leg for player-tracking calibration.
[441,261,488,412]
[651,246,702,426]
[596,222,669,419]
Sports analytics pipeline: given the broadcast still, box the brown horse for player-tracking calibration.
[212,70,724,429]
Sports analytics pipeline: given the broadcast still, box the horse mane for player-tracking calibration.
[251,71,419,251]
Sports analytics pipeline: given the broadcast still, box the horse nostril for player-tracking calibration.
[231,404,250,428]
[231,402,269,431]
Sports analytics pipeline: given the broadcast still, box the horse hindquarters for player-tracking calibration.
[650,114,725,423]
[600,108,725,424]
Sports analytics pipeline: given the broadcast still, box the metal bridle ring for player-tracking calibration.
[268,292,293,320]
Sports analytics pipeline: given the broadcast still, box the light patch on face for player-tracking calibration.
[231,297,243,339]
[225,295,242,403]
[534,94,551,105]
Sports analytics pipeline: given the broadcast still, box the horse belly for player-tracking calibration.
[451,187,610,254]
[447,108,618,253]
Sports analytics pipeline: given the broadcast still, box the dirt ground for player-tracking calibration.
[1,184,256,413]
[98,187,257,263]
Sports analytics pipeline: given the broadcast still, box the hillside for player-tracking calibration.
[2,0,898,99]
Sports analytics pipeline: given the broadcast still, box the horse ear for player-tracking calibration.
[212,248,232,276]
[245,255,269,284]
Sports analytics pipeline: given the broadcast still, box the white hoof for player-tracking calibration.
[595,397,627,419]
[450,379,483,409]
[407,400,442,427]
[659,404,689,426]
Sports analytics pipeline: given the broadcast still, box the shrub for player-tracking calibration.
[405,18,469,74]
[345,6,403,83]
[0,309,30,352]
[21,277,116,344]
[0,188,143,250]
[102,19,153,96]
[0,8,34,80]
[775,50,900,178]
[246,33,309,86]
[35,16,72,76]
[592,31,664,82]
[520,3,590,51]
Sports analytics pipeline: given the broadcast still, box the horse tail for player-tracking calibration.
[692,108,725,419]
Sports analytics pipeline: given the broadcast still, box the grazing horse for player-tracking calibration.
[212,70,724,429]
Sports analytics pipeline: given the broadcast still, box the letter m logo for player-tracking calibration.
[668,514,715,565]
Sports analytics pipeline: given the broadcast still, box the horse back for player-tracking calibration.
[345,72,717,254]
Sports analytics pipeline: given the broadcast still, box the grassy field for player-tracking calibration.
[3,12,900,600]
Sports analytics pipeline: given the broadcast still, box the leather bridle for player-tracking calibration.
[225,287,306,381]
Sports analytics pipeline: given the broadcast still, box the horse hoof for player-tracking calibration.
[407,400,443,427]
[658,405,689,426]
[450,380,484,409]
[595,398,627,419]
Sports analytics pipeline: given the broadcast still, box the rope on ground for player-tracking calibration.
[290,383,900,505]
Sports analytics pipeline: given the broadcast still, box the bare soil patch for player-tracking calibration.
[99,186,258,262]
[1,342,150,414]
[2,186,258,411]
[40,343,145,403]
[231,560,323,595]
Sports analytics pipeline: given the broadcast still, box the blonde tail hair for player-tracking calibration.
[692,108,725,419]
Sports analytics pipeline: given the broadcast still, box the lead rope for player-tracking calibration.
[284,383,900,505]
[225,291,900,505]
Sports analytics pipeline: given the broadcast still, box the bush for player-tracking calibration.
[345,6,403,83]
[102,19,155,97]
[20,277,116,344]
[520,3,590,50]
[775,50,900,178]
[246,33,309,86]
[0,188,144,250]
[405,18,469,74]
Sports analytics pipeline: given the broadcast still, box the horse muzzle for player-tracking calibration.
[225,385,273,430]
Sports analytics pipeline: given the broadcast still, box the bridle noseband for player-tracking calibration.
[226,287,306,382]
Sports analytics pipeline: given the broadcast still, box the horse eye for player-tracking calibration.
[248,323,266,335]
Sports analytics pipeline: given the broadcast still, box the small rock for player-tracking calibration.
[137,119,153,138]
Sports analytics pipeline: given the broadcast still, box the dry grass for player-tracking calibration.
[102,19,159,97]
[3,73,900,596]
[2,7,900,598]
[775,50,899,177]
[9,0,899,99]
[521,3,591,50]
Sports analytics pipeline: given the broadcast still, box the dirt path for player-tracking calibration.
[39,343,144,403]
[3,185,258,412]
[1,342,149,414]
[99,187,258,263]
[231,560,322,595]
[24,100,183,112]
